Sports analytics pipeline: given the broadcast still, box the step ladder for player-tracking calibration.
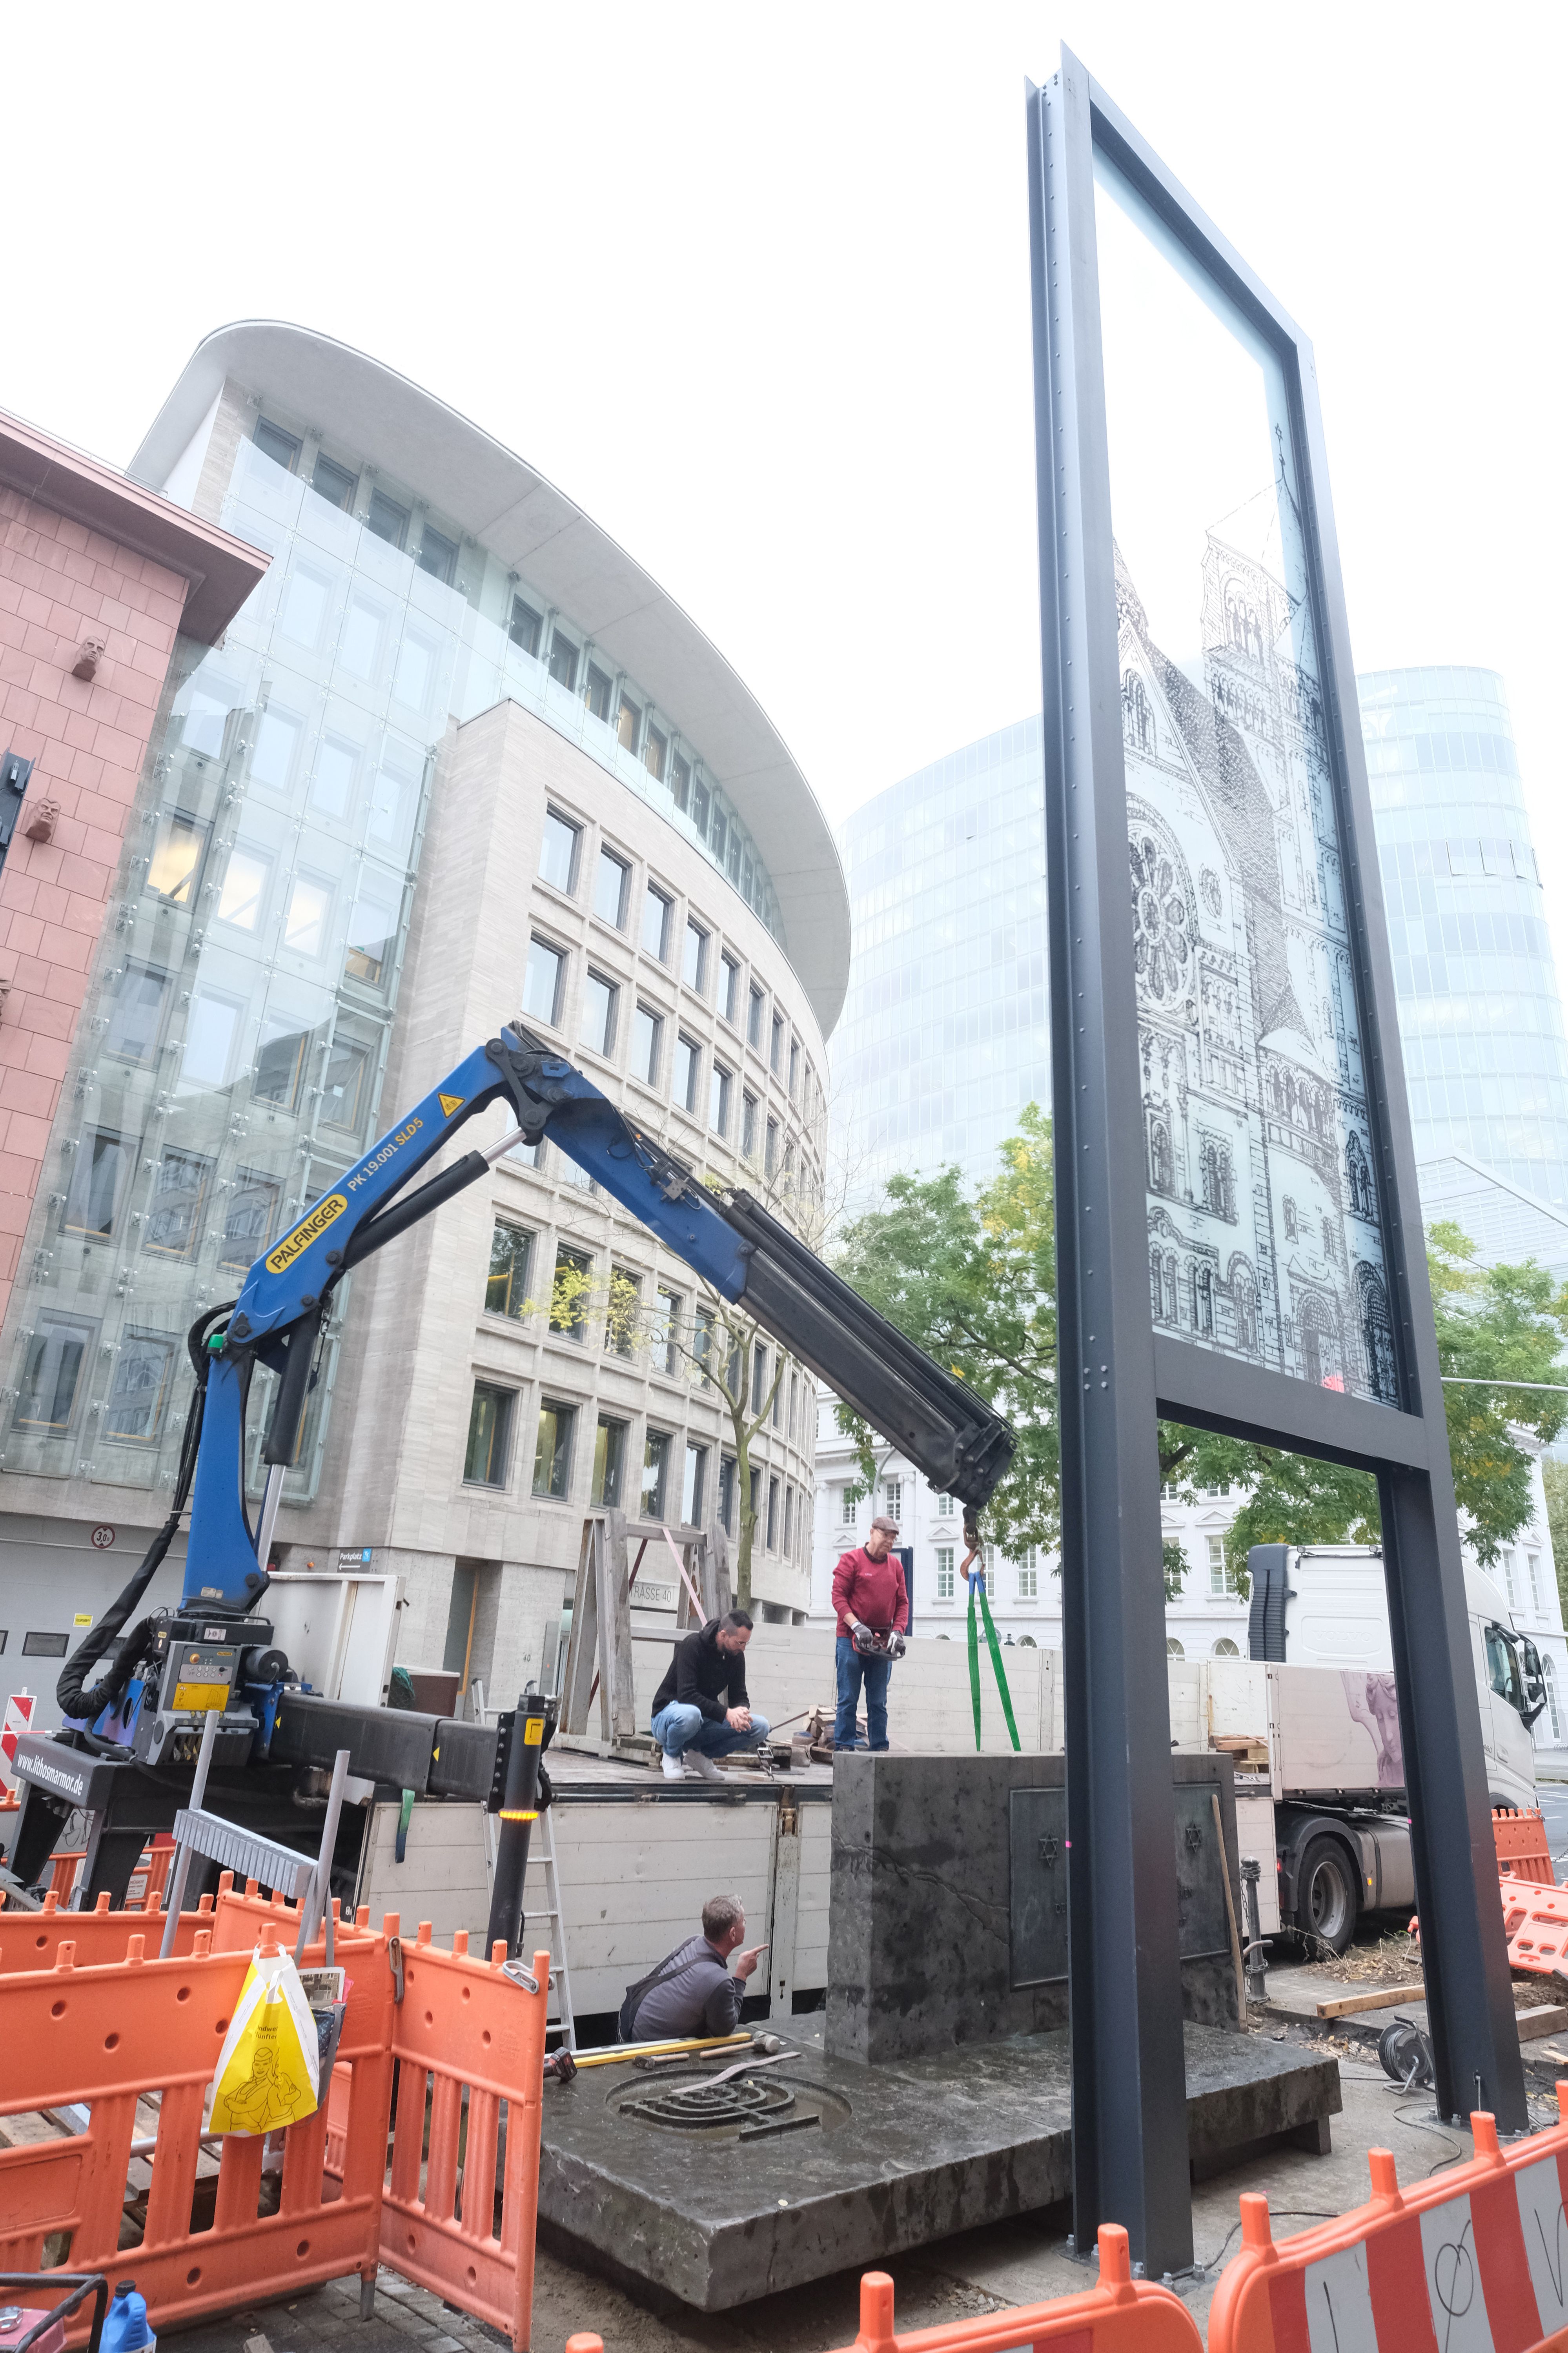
[473,1683,576,2053]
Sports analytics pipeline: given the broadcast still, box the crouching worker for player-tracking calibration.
[619,1893,768,2041]
[651,1607,771,1781]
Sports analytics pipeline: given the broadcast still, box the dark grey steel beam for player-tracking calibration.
[1027,62,1193,2274]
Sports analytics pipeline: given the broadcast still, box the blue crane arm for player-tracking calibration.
[182,1025,1013,1610]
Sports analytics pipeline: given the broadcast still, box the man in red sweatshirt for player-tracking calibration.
[832,1515,909,1751]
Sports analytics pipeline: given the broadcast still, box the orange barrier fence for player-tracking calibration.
[387,1925,553,2353]
[1501,1878,1568,1977]
[0,1886,213,1971]
[0,1897,554,2353]
[2,1836,179,1914]
[1497,1805,1558,1887]
[1207,2093,1568,2352]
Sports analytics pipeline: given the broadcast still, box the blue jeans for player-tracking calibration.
[835,1634,892,1750]
[652,1701,771,1758]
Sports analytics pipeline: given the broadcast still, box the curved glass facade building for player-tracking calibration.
[1358,666,1568,1216]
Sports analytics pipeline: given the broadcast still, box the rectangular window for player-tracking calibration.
[532,1397,575,1498]
[13,1314,91,1436]
[709,800,726,863]
[643,723,667,783]
[693,1306,715,1389]
[144,1147,213,1258]
[748,985,765,1049]
[789,1369,798,1438]
[486,1222,532,1318]
[752,1342,768,1414]
[655,1287,681,1377]
[313,453,357,510]
[608,1266,641,1358]
[765,1117,779,1175]
[884,1478,903,1521]
[784,1484,794,1554]
[321,1033,372,1135]
[632,1002,663,1085]
[682,1440,707,1525]
[767,1478,779,1550]
[750,1464,762,1524]
[710,1062,731,1136]
[841,1486,858,1524]
[936,1548,955,1601]
[509,596,543,657]
[343,872,401,991]
[550,1246,591,1341]
[642,1427,671,1519]
[106,962,170,1067]
[719,952,740,1026]
[548,632,578,692]
[255,417,301,471]
[1502,1550,1518,1606]
[616,693,641,754]
[770,1012,784,1074]
[683,919,708,993]
[366,489,410,550]
[524,935,566,1026]
[671,750,692,810]
[104,1329,177,1446]
[642,885,671,962]
[1018,1556,1038,1601]
[147,809,206,905]
[22,1631,68,1658]
[727,1338,744,1399]
[742,1091,758,1158]
[788,1036,800,1099]
[220,1170,280,1271]
[593,1415,626,1508]
[581,969,618,1059]
[254,1021,309,1110]
[1529,1552,1544,1610]
[719,1455,737,1534]
[284,873,333,957]
[585,664,613,723]
[64,1127,131,1239]
[539,807,581,893]
[594,848,629,928]
[936,1491,954,1518]
[771,1362,783,1427]
[416,524,458,586]
[673,1032,699,1112]
[216,844,271,932]
[1207,1535,1228,1597]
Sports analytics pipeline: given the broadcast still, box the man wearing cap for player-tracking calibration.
[832,1515,909,1752]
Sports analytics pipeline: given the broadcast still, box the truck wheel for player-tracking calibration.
[1297,1836,1358,1955]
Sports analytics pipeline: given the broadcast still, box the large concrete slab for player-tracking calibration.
[536,2024,1340,2310]
[827,1752,1244,2062]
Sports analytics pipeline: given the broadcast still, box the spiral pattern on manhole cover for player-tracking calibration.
[621,2075,796,2131]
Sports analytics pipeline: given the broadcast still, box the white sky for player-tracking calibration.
[7,1,1566,983]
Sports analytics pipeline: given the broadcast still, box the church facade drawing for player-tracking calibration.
[1120,534,1395,1404]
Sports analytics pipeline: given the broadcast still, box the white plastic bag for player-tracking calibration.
[207,1944,321,2136]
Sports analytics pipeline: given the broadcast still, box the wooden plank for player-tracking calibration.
[1315,1982,1428,2018]
[1517,2004,1568,2041]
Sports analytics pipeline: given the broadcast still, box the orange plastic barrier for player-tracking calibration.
[1498,1806,1558,1887]
[1208,2093,1568,2352]
[561,2229,1201,2353]
[386,1923,553,2353]
[0,1912,394,2344]
[0,1886,214,1972]
[1501,1878,1568,1977]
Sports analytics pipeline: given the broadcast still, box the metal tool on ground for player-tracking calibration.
[1240,1858,1267,2003]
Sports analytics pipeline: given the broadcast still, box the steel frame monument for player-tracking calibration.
[1025,53,1526,2275]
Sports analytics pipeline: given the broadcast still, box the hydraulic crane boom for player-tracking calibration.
[191,1021,1013,1612]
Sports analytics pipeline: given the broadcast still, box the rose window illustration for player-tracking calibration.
[1129,832,1193,1005]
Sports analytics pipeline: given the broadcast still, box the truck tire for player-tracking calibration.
[1297,1835,1358,1955]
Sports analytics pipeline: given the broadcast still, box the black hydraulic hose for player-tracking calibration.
[55,1303,230,1723]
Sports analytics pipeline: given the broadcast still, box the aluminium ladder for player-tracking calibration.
[472,1682,577,2052]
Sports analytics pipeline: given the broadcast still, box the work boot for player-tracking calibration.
[684,1752,723,1782]
[661,1749,685,1779]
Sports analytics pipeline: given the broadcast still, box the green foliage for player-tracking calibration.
[835,1114,1568,1584]
[1542,1459,1568,1622]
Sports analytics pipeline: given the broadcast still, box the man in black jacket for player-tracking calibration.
[650,1609,771,1781]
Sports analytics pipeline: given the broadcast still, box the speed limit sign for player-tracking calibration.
[90,1524,116,1549]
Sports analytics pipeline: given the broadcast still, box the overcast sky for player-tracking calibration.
[8,2,1566,976]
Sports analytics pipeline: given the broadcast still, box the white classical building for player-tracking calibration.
[810,1402,1568,1748]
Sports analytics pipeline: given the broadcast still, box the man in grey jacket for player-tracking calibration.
[622,1893,767,2040]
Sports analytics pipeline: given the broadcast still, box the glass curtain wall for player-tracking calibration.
[2,436,439,1503]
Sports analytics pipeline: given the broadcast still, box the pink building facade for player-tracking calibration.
[0,413,265,1331]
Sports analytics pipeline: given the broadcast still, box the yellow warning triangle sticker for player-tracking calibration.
[438,1092,464,1117]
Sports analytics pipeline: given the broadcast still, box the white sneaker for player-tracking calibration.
[684,1752,723,1783]
[661,1750,685,1779]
